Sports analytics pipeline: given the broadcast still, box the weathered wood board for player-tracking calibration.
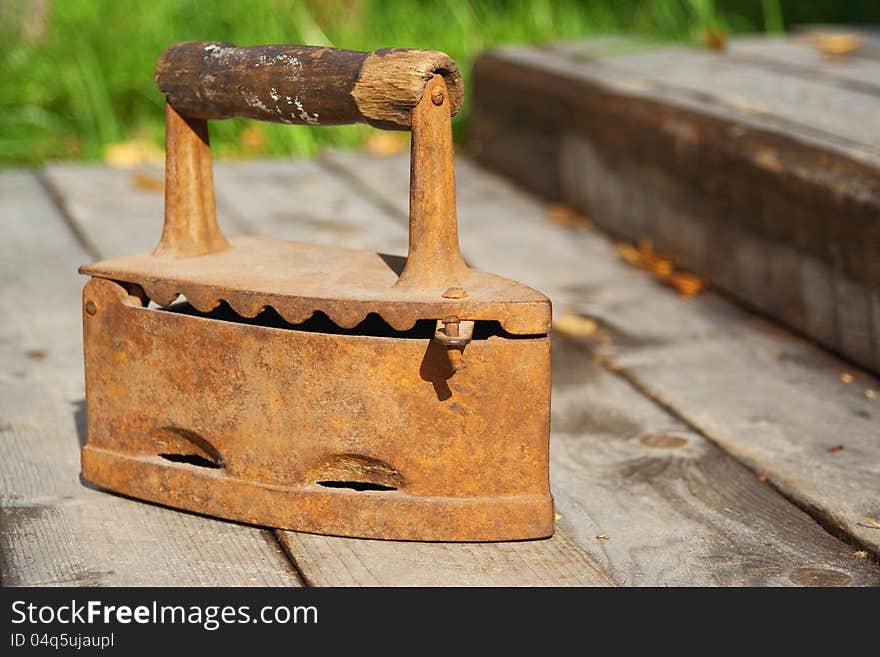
[0,171,302,586]
[600,46,880,150]
[550,333,878,586]
[212,159,410,255]
[280,531,614,587]
[726,36,880,93]
[470,39,880,375]
[794,25,880,61]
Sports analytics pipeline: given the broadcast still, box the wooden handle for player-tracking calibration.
[154,41,464,130]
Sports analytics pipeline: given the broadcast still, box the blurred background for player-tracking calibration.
[2,0,878,166]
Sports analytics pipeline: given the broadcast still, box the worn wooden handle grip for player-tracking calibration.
[154,41,463,130]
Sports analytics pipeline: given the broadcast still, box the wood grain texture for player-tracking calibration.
[550,334,880,586]
[726,36,880,95]
[155,41,463,130]
[42,160,408,259]
[280,531,613,586]
[602,46,880,151]
[317,150,880,583]
[352,49,464,129]
[0,171,301,586]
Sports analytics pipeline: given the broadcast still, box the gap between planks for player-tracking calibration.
[605,362,880,566]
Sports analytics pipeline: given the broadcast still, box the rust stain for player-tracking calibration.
[546,203,592,229]
[80,62,553,542]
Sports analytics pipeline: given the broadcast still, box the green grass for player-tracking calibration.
[0,0,785,165]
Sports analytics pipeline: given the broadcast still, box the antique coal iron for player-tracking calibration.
[80,42,553,541]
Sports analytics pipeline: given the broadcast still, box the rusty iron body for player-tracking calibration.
[80,43,553,541]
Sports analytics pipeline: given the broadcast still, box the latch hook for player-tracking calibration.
[434,318,474,371]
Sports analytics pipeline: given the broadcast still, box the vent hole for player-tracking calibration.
[317,480,397,492]
[160,303,542,340]
[160,453,222,469]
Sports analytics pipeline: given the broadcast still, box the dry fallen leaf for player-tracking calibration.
[546,203,592,229]
[757,474,768,482]
[104,138,165,168]
[239,125,266,156]
[840,372,854,384]
[132,171,164,191]
[596,533,610,540]
[615,241,642,266]
[554,313,598,337]
[702,28,727,51]
[615,239,705,297]
[649,258,674,277]
[554,512,562,522]
[827,444,845,454]
[854,550,868,559]
[364,131,408,156]
[866,389,877,400]
[814,32,863,57]
[864,516,880,529]
[665,271,705,297]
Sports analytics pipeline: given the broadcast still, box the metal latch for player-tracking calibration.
[434,318,474,371]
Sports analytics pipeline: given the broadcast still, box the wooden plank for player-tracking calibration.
[478,44,880,165]
[470,45,880,374]
[551,331,879,586]
[43,161,409,257]
[42,163,250,258]
[795,25,880,61]
[48,162,613,586]
[0,171,301,586]
[212,159,409,255]
[600,330,880,554]
[316,151,880,584]
[280,531,613,587]
[726,36,880,95]
[551,34,880,97]
[474,46,880,280]
[834,273,877,370]
[601,46,880,151]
